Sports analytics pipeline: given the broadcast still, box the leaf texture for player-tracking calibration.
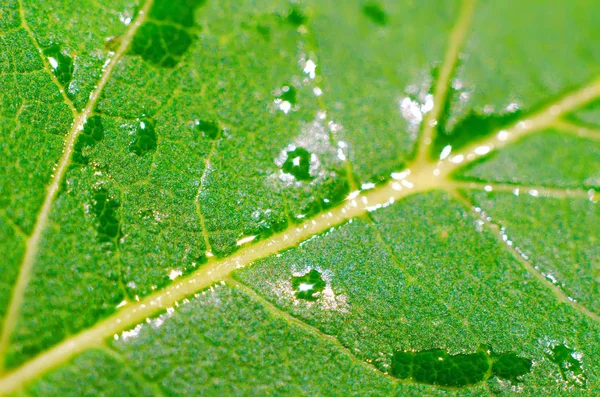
[0,0,599,395]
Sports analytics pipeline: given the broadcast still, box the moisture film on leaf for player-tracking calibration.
[0,0,598,396]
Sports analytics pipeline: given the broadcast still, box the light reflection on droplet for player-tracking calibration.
[399,97,424,125]
[474,146,491,156]
[450,154,464,164]
[236,235,257,246]
[506,102,519,112]
[391,169,411,180]
[439,145,452,160]
[400,180,414,189]
[303,59,317,79]
[168,269,182,280]
[48,57,59,69]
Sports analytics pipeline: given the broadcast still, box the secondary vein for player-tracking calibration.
[452,181,597,201]
[0,165,440,394]
[449,188,600,325]
[0,0,155,371]
[414,0,477,165]
[437,79,600,176]
[2,4,600,392]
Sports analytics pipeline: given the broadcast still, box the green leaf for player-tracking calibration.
[0,0,599,395]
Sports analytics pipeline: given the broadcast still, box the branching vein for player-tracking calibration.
[1,0,600,393]
[0,0,155,372]
[436,79,600,176]
[553,119,600,141]
[414,0,476,165]
[449,188,600,324]
[451,181,597,201]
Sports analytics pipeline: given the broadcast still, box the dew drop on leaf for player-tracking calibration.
[547,344,586,388]
[73,115,104,165]
[291,269,326,301]
[282,147,313,181]
[391,348,490,387]
[278,84,297,105]
[129,118,157,156]
[42,44,74,87]
[362,2,388,26]
[129,0,207,67]
[491,352,532,383]
[285,7,307,27]
[92,188,123,246]
[391,347,533,388]
[194,119,221,140]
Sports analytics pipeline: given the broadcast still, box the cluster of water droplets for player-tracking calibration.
[397,73,434,140]
[269,52,349,190]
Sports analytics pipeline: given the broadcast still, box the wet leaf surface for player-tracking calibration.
[0,0,599,395]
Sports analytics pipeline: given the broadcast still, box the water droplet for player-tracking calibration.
[362,2,388,26]
[73,115,104,165]
[282,147,313,181]
[129,118,157,156]
[168,269,182,280]
[92,188,123,247]
[547,344,586,388]
[491,352,532,383]
[278,84,297,105]
[194,119,221,140]
[129,0,207,67]
[291,269,326,300]
[149,0,207,27]
[43,44,74,87]
[285,7,307,27]
[391,347,532,388]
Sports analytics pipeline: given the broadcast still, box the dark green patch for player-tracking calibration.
[129,119,157,156]
[285,7,307,27]
[130,23,193,68]
[391,348,532,388]
[43,44,74,87]
[296,198,322,221]
[92,188,123,246]
[291,269,326,300]
[194,119,221,140]
[491,352,532,383]
[149,0,207,27]
[277,84,297,105]
[391,348,490,388]
[73,115,104,165]
[322,178,352,209]
[256,24,271,40]
[130,0,207,67]
[432,111,523,158]
[282,147,312,181]
[362,2,388,26]
[547,344,586,387]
